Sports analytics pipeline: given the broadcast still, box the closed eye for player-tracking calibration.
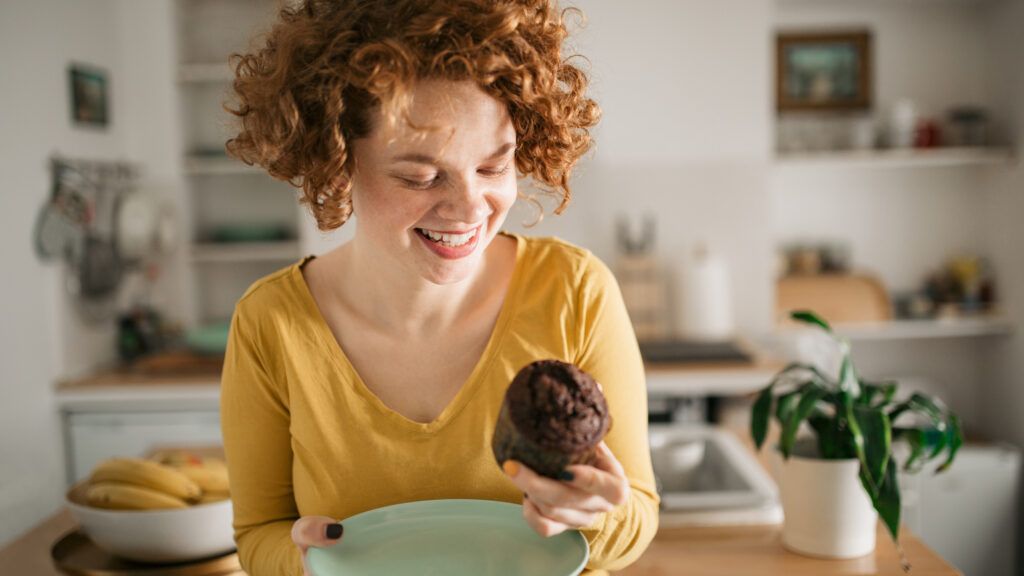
[478,164,512,177]
[398,174,443,190]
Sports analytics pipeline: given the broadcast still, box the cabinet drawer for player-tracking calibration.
[65,411,222,484]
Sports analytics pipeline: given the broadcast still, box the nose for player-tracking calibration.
[435,174,492,224]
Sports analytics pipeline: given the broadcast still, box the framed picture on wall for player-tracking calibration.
[69,64,109,127]
[776,30,872,112]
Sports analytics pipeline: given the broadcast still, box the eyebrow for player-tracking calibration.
[391,142,516,165]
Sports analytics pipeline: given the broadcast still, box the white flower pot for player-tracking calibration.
[772,448,877,559]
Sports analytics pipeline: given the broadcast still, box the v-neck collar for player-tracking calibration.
[289,231,526,435]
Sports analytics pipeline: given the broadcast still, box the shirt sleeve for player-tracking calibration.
[572,252,660,573]
[220,304,304,576]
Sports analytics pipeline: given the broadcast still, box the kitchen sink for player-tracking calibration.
[649,424,781,526]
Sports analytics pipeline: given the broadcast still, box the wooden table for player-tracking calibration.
[615,523,959,575]
[7,366,961,576]
[0,507,960,576]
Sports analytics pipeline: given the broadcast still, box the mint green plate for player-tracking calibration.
[307,499,589,576]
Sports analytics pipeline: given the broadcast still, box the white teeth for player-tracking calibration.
[419,228,476,247]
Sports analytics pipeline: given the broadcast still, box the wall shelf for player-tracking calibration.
[190,241,300,264]
[774,147,1016,169]
[778,316,1015,342]
[645,360,786,397]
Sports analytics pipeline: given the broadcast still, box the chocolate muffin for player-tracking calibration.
[492,359,612,479]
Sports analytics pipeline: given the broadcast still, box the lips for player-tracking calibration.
[414,225,482,260]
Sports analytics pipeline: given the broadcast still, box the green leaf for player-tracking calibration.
[780,384,828,458]
[790,310,832,332]
[872,458,902,544]
[936,415,963,474]
[775,390,800,424]
[893,427,947,473]
[751,361,839,451]
[852,406,892,497]
[888,392,962,475]
[837,354,862,398]
[751,383,774,451]
[842,391,875,493]
[809,412,851,460]
[860,380,898,407]
[896,428,930,472]
[890,393,946,428]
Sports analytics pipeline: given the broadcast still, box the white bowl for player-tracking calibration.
[65,483,236,563]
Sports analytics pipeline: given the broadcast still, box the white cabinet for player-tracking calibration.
[64,410,222,485]
[901,445,1020,576]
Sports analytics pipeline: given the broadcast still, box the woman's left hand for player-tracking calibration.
[502,441,630,537]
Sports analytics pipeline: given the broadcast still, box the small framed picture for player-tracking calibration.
[776,31,872,112]
[69,64,109,127]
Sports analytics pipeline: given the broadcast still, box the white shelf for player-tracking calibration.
[774,147,1016,169]
[178,63,233,84]
[190,241,301,264]
[57,384,221,412]
[645,364,783,397]
[185,156,263,175]
[778,316,1015,342]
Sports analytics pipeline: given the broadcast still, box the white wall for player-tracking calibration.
[980,0,1024,463]
[769,0,1010,432]
[0,0,123,546]
[0,0,187,547]
[507,0,776,335]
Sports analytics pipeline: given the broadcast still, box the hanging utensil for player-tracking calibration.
[34,159,92,261]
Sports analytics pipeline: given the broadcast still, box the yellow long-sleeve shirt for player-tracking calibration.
[220,233,659,575]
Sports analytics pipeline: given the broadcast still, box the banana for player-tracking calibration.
[198,492,230,505]
[89,458,202,502]
[86,482,189,510]
[150,449,203,468]
[178,464,230,494]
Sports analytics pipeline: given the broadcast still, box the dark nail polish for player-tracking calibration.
[325,523,344,539]
[558,470,575,482]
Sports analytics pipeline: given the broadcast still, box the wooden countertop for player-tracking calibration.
[31,358,959,575]
[0,509,959,576]
[617,523,959,575]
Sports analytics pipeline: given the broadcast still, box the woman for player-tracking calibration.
[221,1,659,574]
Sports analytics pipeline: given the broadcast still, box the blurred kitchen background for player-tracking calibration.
[2,0,1023,574]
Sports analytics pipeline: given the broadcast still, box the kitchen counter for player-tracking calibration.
[56,357,221,412]
[33,362,960,575]
[54,356,785,412]
[0,509,959,575]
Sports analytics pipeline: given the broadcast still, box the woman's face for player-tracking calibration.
[349,80,518,286]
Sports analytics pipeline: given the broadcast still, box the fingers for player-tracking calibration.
[291,516,344,554]
[503,460,613,514]
[522,495,569,537]
[529,497,601,529]
[564,443,630,507]
[594,441,627,477]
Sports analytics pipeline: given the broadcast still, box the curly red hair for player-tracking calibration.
[225,0,600,231]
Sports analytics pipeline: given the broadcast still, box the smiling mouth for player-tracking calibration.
[415,227,480,248]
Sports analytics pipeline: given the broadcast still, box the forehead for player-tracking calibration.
[368,80,515,156]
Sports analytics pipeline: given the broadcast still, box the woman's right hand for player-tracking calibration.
[291,516,344,576]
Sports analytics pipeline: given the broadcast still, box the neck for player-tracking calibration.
[332,235,496,337]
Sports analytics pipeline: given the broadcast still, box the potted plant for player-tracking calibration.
[751,310,962,564]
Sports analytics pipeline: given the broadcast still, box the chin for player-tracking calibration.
[420,256,482,285]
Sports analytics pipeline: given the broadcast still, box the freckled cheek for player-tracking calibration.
[351,181,422,239]
[490,181,518,214]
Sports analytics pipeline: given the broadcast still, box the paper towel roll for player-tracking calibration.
[679,245,734,341]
